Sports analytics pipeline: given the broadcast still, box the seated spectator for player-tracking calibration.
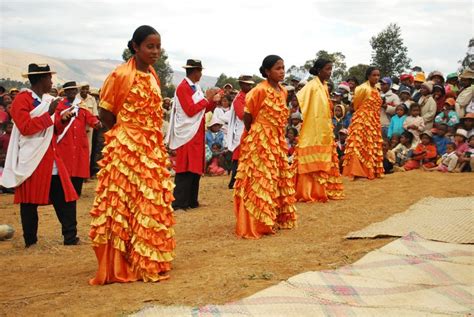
[382,138,394,174]
[403,103,424,145]
[434,98,459,127]
[454,128,469,157]
[391,131,415,169]
[207,143,226,176]
[390,134,400,149]
[432,123,450,156]
[460,113,474,138]
[388,104,407,139]
[456,135,474,172]
[423,142,458,173]
[402,131,437,171]
[205,117,224,150]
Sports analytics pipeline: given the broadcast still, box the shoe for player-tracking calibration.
[64,237,80,245]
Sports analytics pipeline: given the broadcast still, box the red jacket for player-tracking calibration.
[175,79,215,175]
[231,90,246,160]
[10,91,78,204]
[56,99,100,178]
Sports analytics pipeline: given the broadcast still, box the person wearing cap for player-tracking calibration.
[411,72,425,103]
[402,131,437,171]
[56,81,101,197]
[343,66,384,180]
[89,25,175,285]
[432,83,447,113]
[398,85,413,109]
[1,63,78,247]
[454,128,469,158]
[9,88,19,101]
[455,68,474,118]
[295,58,344,202]
[226,75,254,189]
[379,77,401,137]
[233,55,297,239]
[446,72,459,94]
[460,112,474,137]
[222,83,233,96]
[166,58,219,211]
[291,76,300,88]
[418,81,437,131]
[428,71,445,85]
[289,111,302,132]
[456,134,474,172]
[434,98,460,127]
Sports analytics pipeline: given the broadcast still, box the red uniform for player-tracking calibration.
[10,91,78,204]
[56,99,99,178]
[231,91,246,160]
[174,80,215,175]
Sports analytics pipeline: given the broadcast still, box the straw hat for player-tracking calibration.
[182,59,203,69]
[21,63,56,78]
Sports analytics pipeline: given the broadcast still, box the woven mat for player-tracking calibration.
[346,196,474,244]
[132,233,474,317]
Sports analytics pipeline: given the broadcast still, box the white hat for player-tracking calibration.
[455,128,468,138]
[209,115,224,128]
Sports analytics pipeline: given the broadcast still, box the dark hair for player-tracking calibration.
[128,25,159,54]
[223,94,233,103]
[365,66,379,80]
[401,131,414,143]
[28,74,49,86]
[287,126,299,137]
[309,58,333,76]
[0,86,5,94]
[259,55,283,78]
[346,77,359,85]
[446,142,456,149]
[409,102,421,112]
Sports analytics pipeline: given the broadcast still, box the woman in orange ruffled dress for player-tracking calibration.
[233,55,297,239]
[343,66,384,180]
[89,25,175,284]
[295,58,344,202]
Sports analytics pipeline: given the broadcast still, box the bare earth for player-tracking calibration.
[1,170,473,317]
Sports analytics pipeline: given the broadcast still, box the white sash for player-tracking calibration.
[1,92,56,188]
[57,97,81,143]
[226,100,245,152]
[165,80,206,150]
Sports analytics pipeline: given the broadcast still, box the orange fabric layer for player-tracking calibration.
[343,82,384,180]
[89,71,175,285]
[234,81,297,239]
[295,172,344,202]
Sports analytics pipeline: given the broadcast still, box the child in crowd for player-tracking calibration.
[402,131,437,171]
[403,103,425,145]
[390,134,400,149]
[286,127,298,159]
[289,94,299,113]
[446,126,456,142]
[434,98,459,127]
[336,128,348,172]
[207,143,226,176]
[213,95,232,136]
[387,104,407,139]
[398,86,413,109]
[460,113,473,137]
[332,104,346,137]
[205,117,225,150]
[431,123,450,156]
[456,135,474,172]
[344,103,354,128]
[424,142,458,172]
[382,138,394,174]
[454,128,469,158]
[289,112,302,132]
[391,131,415,169]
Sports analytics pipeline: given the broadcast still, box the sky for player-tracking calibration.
[1,0,473,78]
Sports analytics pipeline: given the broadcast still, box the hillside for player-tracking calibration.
[0,48,217,89]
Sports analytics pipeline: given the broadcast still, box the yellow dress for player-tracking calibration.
[233,81,297,239]
[89,68,175,284]
[342,81,384,179]
[295,77,344,202]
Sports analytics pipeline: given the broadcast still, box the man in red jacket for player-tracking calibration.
[166,59,220,210]
[1,64,79,247]
[227,75,254,189]
[56,81,101,196]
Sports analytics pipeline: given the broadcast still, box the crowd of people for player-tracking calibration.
[0,24,473,286]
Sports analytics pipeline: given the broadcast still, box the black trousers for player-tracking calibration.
[20,176,77,247]
[172,172,201,209]
[90,127,105,177]
[228,160,239,189]
[71,177,84,197]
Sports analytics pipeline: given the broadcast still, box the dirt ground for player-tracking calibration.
[0,170,473,316]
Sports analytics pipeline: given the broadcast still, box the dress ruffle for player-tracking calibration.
[89,72,175,284]
[343,90,384,180]
[234,85,297,239]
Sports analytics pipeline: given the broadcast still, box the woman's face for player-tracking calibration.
[368,69,380,85]
[319,63,333,81]
[134,34,161,66]
[266,59,285,83]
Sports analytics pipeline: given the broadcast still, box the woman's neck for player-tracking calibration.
[267,79,280,90]
[135,57,150,73]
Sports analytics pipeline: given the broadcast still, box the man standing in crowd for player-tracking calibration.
[456,68,474,117]
[166,59,220,210]
[226,75,254,189]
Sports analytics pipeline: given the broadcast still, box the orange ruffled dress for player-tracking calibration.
[89,62,175,285]
[233,81,297,239]
[342,81,384,180]
[295,77,344,202]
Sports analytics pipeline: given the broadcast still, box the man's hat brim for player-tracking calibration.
[22,70,57,78]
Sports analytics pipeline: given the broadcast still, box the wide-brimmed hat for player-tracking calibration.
[413,72,426,83]
[62,81,80,90]
[9,88,19,93]
[459,68,474,80]
[455,128,468,138]
[238,75,255,85]
[21,63,56,78]
[223,83,233,89]
[79,82,90,88]
[208,115,224,127]
[428,70,444,81]
[182,59,203,69]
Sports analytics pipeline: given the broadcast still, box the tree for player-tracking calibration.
[370,23,411,77]
[344,64,370,85]
[122,48,175,97]
[215,73,239,89]
[459,38,474,70]
[294,50,347,83]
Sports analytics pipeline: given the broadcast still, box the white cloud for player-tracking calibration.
[1,0,472,79]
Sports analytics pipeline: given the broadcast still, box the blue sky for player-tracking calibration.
[1,0,472,78]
